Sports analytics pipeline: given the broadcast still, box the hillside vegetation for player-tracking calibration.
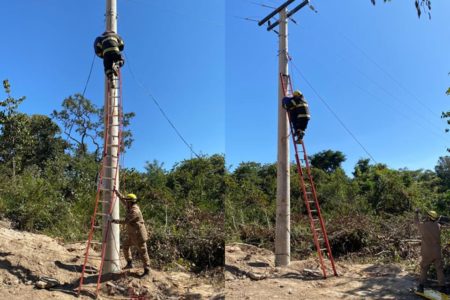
[225,151,450,277]
[0,82,224,272]
[0,81,449,276]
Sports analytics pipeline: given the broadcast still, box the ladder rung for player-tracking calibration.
[310,210,317,213]
[86,253,103,258]
[90,241,103,245]
[95,213,110,216]
[86,256,103,261]
[98,187,114,191]
[106,144,120,147]
[102,166,118,169]
[320,248,327,252]
[312,218,320,222]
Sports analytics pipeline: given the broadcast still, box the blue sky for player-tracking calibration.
[1,0,225,171]
[226,0,450,174]
[1,0,449,174]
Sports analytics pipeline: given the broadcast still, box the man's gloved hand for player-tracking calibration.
[111,219,119,224]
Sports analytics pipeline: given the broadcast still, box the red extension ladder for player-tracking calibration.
[78,72,124,297]
[280,73,338,278]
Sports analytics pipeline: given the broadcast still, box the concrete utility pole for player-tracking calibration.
[275,8,290,267]
[258,0,310,267]
[102,0,121,274]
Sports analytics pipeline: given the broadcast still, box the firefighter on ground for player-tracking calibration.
[414,209,446,294]
[112,190,151,277]
[282,90,310,143]
[94,31,125,83]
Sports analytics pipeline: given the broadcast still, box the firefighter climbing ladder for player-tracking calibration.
[280,73,338,278]
[78,73,124,298]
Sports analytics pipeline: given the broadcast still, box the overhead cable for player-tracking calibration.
[82,54,96,97]
[289,58,378,163]
[123,54,200,159]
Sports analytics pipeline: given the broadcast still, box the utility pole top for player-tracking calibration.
[258,0,309,31]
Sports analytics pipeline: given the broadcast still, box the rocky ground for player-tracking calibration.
[225,242,440,300]
[0,221,224,299]
[1,220,446,300]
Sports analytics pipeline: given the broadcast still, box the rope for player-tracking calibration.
[288,58,378,163]
[82,54,96,97]
[123,53,200,159]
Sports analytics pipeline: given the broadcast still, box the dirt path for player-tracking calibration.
[0,223,223,299]
[225,243,422,300]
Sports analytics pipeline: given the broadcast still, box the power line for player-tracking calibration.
[289,58,378,163]
[339,32,439,117]
[298,13,440,120]
[244,1,276,9]
[233,16,260,23]
[336,53,445,135]
[123,54,200,159]
[293,25,446,138]
[290,46,449,142]
[82,54,96,97]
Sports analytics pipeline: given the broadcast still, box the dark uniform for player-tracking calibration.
[414,212,445,292]
[282,93,310,142]
[94,31,125,80]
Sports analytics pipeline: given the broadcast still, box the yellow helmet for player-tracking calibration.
[293,90,302,97]
[427,210,438,221]
[126,193,137,201]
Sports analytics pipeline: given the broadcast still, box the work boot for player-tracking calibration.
[142,268,151,277]
[295,130,304,144]
[124,260,133,269]
[107,74,116,88]
[416,284,424,293]
[112,63,119,76]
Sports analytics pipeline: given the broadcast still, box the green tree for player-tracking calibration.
[51,94,135,159]
[310,150,346,173]
[353,158,371,178]
[370,0,431,19]
[0,80,27,180]
[435,156,450,190]
[22,115,67,170]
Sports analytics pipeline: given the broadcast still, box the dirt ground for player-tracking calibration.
[0,221,223,300]
[225,243,437,300]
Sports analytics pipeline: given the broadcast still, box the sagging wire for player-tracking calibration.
[82,53,96,97]
[288,55,378,163]
[123,53,200,159]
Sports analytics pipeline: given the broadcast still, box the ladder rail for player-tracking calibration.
[300,142,338,276]
[95,72,124,293]
[280,72,337,278]
[79,72,125,297]
[78,81,115,294]
[291,126,328,278]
